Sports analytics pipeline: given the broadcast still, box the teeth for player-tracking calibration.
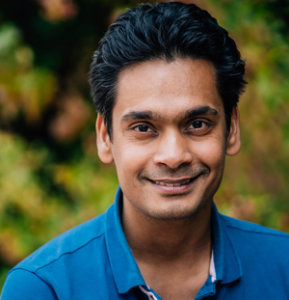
[155,179,191,186]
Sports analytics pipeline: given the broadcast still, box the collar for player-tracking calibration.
[211,202,243,284]
[105,188,146,294]
[105,187,242,294]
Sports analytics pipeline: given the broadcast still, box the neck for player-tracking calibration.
[122,198,212,264]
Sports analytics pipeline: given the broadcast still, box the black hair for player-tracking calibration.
[89,2,246,139]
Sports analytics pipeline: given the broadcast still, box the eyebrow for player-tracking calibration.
[121,110,159,122]
[121,105,218,123]
[182,106,218,119]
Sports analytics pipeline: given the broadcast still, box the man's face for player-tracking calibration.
[98,58,240,220]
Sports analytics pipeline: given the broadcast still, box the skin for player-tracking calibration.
[97,58,241,300]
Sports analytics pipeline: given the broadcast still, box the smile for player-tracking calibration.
[147,176,200,195]
[153,179,191,186]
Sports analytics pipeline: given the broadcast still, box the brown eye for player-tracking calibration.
[192,121,203,129]
[189,121,207,129]
[131,124,155,134]
[132,125,154,132]
[138,125,149,132]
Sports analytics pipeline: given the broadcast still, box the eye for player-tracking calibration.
[188,121,207,129]
[133,125,154,132]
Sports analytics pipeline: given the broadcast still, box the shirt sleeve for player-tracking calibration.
[1,269,57,300]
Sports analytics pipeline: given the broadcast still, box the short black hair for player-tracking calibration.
[89,2,246,139]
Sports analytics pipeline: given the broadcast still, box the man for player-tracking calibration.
[2,2,289,299]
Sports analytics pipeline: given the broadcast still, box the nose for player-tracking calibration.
[153,129,193,169]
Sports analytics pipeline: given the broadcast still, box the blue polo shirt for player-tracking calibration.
[1,187,289,299]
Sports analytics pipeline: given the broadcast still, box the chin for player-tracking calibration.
[144,198,209,221]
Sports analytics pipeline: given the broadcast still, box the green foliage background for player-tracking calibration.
[0,0,289,290]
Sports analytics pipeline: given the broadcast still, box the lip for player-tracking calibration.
[147,175,201,195]
[149,177,193,183]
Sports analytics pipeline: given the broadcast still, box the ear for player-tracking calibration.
[96,114,114,163]
[226,107,241,156]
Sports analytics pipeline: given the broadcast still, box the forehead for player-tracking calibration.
[114,58,224,121]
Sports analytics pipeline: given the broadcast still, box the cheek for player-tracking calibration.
[112,140,152,180]
[193,137,226,170]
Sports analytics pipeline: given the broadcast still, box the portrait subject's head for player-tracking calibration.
[90,2,246,221]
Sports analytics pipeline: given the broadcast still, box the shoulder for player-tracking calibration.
[2,206,118,298]
[1,269,57,300]
[220,214,289,262]
[221,213,289,239]
[12,212,106,274]
[219,213,289,291]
